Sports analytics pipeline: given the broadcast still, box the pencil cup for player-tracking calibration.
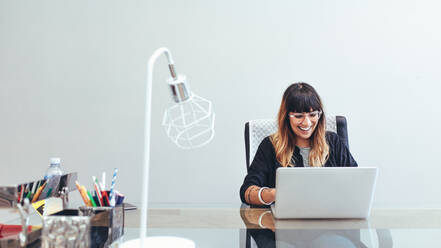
[78,205,124,247]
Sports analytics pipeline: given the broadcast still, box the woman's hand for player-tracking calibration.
[244,186,276,205]
[262,188,276,204]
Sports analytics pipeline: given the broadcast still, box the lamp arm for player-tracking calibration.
[148,47,178,80]
[140,47,176,247]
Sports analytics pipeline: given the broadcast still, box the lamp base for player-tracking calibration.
[121,236,195,248]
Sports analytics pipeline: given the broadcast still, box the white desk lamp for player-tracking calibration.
[121,47,215,247]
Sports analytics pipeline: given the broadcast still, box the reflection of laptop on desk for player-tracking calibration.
[271,167,378,219]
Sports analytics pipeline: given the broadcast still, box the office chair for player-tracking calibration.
[241,116,393,248]
[244,115,349,170]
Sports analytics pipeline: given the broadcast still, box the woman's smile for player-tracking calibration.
[298,125,312,131]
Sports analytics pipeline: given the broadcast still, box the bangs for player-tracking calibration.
[286,91,321,113]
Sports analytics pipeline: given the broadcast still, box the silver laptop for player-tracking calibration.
[271,167,378,219]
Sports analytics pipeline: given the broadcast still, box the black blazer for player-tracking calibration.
[240,132,358,204]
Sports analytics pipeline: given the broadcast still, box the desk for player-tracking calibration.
[3,205,441,247]
[121,206,441,247]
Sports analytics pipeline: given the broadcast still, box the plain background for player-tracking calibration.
[1,0,440,208]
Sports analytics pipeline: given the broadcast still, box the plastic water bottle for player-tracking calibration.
[44,157,64,179]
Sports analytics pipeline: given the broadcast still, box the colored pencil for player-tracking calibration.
[92,176,104,206]
[75,181,91,206]
[87,190,97,207]
[81,186,92,207]
[32,182,47,202]
[95,175,110,206]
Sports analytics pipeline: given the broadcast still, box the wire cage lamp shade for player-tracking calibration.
[162,92,215,149]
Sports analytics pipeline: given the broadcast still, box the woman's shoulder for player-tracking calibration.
[254,135,276,154]
[259,136,273,147]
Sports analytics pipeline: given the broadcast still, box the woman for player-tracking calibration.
[240,82,358,206]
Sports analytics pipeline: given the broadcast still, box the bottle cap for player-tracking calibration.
[50,157,61,165]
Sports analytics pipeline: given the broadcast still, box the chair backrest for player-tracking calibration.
[244,116,349,171]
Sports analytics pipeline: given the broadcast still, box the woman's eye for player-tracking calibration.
[309,113,317,118]
[294,115,303,119]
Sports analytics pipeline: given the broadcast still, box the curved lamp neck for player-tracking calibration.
[148,47,177,80]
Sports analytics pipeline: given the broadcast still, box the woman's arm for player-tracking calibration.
[240,137,276,204]
[244,185,275,205]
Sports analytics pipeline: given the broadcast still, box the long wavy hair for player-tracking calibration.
[270,82,329,167]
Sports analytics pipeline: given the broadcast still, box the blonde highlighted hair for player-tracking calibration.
[270,82,329,167]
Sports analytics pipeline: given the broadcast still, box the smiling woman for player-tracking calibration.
[239,82,358,206]
[274,83,328,167]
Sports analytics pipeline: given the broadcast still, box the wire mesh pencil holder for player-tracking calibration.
[41,215,91,248]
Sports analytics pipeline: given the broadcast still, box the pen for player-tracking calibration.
[95,176,110,206]
[87,191,97,207]
[93,192,101,207]
[92,176,104,206]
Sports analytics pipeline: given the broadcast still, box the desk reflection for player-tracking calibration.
[239,206,393,248]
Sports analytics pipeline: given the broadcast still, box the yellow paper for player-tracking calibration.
[31,200,45,217]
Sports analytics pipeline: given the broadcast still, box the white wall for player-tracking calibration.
[1,0,441,208]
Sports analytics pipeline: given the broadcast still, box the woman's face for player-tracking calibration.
[288,110,321,142]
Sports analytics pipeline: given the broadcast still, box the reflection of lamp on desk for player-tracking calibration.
[122,47,215,247]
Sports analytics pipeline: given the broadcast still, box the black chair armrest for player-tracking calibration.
[245,122,250,171]
[336,116,349,149]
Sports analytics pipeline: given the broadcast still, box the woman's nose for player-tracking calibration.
[301,116,312,126]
